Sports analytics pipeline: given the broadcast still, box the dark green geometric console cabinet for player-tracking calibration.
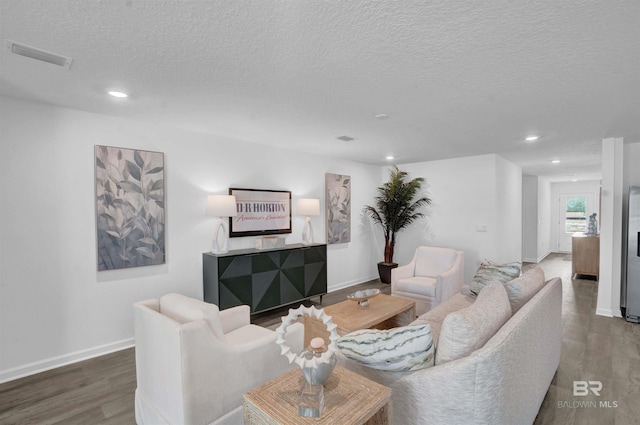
[203,243,327,313]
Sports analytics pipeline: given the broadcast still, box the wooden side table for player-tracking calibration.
[572,233,600,279]
[243,366,391,425]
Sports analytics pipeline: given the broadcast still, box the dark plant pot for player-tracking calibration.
[377,262,398,284]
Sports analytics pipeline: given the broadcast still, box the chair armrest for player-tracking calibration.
[391,261,416,292]
[435,252,464,303]
[180,321,303,423]
[219,305,250,334]
[135,298,160,312]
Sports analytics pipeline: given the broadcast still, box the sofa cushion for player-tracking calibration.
[395,276,437,297]
[337,324,434,371]
[410,318,442,347]
[159,293,225,339]
[505,267,546,313]
[415,247,458,277]
[469,260,521,297]
[413,290,476,325]
[435,282,511,365]
[411,290,475,346]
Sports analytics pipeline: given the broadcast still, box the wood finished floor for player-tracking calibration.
[532,254,640,425]
[1,254,638,424]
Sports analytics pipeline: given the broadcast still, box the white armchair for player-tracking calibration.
[391,246,464,316]
[133,293,303,425]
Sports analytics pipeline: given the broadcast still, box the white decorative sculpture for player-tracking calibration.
[275,305,339,370]
[587,213,598,235]
[275,305,339,418]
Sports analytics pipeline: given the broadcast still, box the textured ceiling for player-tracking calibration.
[1,0,639,181]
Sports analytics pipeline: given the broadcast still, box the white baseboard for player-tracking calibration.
[523,251,552,264]
[0,338,135,384]
[596,307,614,317]
[328,275,379,293]
[537,251,552,263]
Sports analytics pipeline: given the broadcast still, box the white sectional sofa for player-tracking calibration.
[338,275,563,425]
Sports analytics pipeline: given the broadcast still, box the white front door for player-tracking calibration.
[558,193,594,252]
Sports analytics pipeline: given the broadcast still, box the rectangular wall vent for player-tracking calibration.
[5,40,72,70]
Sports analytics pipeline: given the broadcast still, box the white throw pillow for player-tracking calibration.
[504,267,546,313]
[435,282,511,365]
[469,260,521,297]
[337,324,434,371]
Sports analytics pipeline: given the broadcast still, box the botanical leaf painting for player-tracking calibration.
[326,173,351,244]
[95,145,165,270]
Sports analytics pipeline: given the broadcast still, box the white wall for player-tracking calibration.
[623,142,640,188]
[537,177,552,260]
[522,176,553,263]
[494,155,524,262]
[0,96,381,381]
[522,176,539,262]
[597,138,624,317]
[550,180,602,252]
[394,154,522,282]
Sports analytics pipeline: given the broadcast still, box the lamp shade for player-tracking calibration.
[205,195,237,217]
[297,198,320,216]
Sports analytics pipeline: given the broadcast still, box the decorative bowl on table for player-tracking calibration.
[347,288,380,309]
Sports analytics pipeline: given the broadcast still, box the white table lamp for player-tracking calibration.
[297,198,320,245]
[206,195,237,254]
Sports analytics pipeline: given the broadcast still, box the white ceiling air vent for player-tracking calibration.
[5,40,72,70]
[337,136,355,142]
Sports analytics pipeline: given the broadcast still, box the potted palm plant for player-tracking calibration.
[363,165,431,283]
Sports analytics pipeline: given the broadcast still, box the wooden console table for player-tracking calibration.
[243,366,391,425]
[203,244,327,313]
[572,233,600,279]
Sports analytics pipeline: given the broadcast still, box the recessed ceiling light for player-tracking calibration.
[375,114,390,120]
[385,155,394,160]
[551,159,560,164]
[108,90,128,98]
[525,135,539,141]
[572,179,578,182]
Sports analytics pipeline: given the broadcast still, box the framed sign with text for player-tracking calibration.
[229,188,292,237]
